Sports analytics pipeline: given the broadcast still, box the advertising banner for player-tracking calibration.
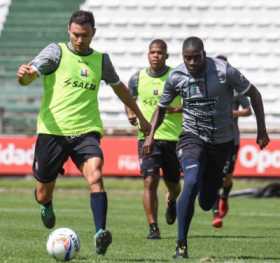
[0,136,279,177]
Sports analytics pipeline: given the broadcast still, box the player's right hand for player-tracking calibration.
[17,64,32,78]
[257,130,270,149]
[17,64,38,85]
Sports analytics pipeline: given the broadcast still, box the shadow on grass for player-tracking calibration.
[190,234,273,239]
[98,258,170,262]
[213,255,280,261]
[72,256,91,261]
[75,256,170,262]
[158,236,176,240]
[155,235,272,240]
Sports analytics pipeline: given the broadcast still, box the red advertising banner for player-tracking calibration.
[0,136,35,174]
[236,138,280,177]
[63,137,139,176]
[0,136,279,177]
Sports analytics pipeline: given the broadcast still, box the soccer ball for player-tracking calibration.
[46,227,80,261]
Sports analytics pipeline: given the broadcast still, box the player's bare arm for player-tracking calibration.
[17,64,38,86]
[166,106,183,113]
[125,100,138,126]
[245,85,270,149]
[143,106,166,155]
[111,82,151,135]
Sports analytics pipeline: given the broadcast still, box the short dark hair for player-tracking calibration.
[149,39,167,52]
[69,10,95,28]
[182,36,204,52]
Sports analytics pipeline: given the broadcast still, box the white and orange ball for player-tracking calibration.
[46,228,80,261]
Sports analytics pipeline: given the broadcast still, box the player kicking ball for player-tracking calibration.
[17,10,150,256]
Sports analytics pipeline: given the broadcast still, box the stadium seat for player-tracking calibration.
[0,0,83,134]
[2,0,280,134]
[158,0,174,10]
[0,0,10,32]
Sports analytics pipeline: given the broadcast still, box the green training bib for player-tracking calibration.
[137,68,182,140]
[37,43,103,136]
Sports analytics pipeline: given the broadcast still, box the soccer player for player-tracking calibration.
[125,39,182,239]
[212,55,252,228]
[16,10,150,256]
[143,36,270,258]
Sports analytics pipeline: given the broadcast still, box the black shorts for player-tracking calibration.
[33,132,103,183]
[223,144,240,174]
[138,140,180,183]
[177,132,234,185]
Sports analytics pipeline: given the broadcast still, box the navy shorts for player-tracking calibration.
[138,140,180,183]
[33,132,103,183]
[177,132,234,189]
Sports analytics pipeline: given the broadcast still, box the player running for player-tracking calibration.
[126,39,182,239]
[143,36,269,259]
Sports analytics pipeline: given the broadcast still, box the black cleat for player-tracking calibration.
[40,202,55,229]
[165,200,176,225]
[173,240,189,259]
[95,229,112,255]
[147,224,161,239]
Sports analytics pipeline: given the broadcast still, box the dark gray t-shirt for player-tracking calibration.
[159,57,251,144]
[30,42,120,85]
[233,95,251,145]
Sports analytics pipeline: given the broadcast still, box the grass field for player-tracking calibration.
[0,177,279,263]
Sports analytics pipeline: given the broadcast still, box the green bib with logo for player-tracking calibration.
[37,43,103,135]
[137,68,182,140]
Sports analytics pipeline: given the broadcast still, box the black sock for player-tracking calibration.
[43,200,52,207]
[90,192,107,233]
[222,184,233,198]
[177,159,198,242]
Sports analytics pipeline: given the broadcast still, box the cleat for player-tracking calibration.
[165,200,176,225]
[212,213,223,228]
[173,241,189,259]
[219,197,229,218]
[40,202,56,229]
[147,225,160,239]
[95,229,112,255]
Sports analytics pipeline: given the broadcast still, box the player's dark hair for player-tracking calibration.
[149,39,167,52]
[69,10,95,28]
[216,54,228,61]
[182,36,204,52]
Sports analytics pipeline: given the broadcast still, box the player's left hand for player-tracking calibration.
[257,130,270,149]
[143,135,154,156]
[128,116,138,126]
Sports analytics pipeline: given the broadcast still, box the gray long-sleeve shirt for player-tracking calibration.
[159,57,251,144]
[30,42,120,85]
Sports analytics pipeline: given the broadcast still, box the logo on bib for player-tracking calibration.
[80,68,89,77]
[153,89,159,96]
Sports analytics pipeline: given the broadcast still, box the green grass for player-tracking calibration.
[0,177,280,262]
